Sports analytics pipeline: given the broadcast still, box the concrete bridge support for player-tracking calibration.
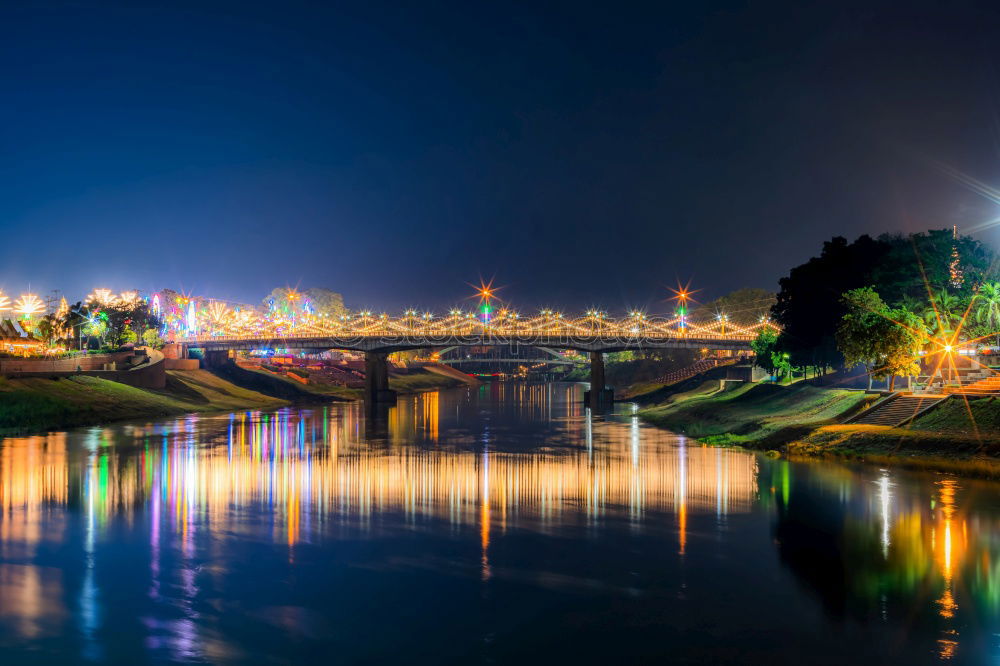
[584,351,614,409]
[201,349,233,368]
[364,351,397,406]
[162,343,188,360]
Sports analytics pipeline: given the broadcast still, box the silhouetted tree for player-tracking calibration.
[772,229,995,374]
[871,229,996,304]
[771,235,890,373]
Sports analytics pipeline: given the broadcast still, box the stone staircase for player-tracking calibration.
[849,394,946,427]
[942,375,1000,396]
[654,358,737,386]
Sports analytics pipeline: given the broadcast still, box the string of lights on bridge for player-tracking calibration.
[0,283,779,342]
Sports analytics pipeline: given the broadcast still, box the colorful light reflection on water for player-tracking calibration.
[1,383,1000,663]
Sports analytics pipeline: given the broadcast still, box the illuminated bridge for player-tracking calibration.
[175,310,775,407]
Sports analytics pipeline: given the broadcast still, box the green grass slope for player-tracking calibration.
[783,396,1000,476]
[910,396,1000,434]
[635,377,1000,477]
[638,382,872,447]
[0,370,286,434]
[390,370,466,392]
[622,366,734,403]
[211,363,463,400]
[788,424,1000,478]
[209,363,358,401]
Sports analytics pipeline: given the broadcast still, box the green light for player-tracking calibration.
[781,462,790,506]
[100,454,109,501]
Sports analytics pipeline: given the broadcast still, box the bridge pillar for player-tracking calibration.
[365,351,397,405]
[162,343,186,360]
[584,351,614,409]
[202,349,231,368]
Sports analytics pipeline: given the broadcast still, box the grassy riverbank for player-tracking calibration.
[786,397,1000,478]
[638,381,873,446]
[390,370,471,392]
[636,379,1000,478]
[213,364,471,401]
[786,425,1000,478]
[0,370,288,434]
[0,364,472,435]
[209,363,360,401]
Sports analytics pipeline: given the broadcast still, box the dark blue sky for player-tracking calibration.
[3,1,1000,312]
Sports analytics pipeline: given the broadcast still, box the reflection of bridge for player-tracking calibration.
[0,394,761,553]
[176,312,774,408]
[437,344,575,372]
[442,357,575,366]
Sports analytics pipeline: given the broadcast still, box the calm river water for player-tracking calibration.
[1,383,998,664]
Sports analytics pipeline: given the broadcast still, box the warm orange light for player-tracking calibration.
[87,288,115,307]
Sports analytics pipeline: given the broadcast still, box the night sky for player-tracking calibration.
[3,1,1000,312]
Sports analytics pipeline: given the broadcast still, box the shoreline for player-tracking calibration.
[11,366,995,481]
[629,377,1000,480]
[0,365,470,437]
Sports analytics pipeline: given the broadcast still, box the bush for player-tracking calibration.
[142,328,165,350]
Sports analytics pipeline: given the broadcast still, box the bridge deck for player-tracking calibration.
[179,333,755,353]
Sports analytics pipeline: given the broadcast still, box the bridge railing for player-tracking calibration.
[175,331,761,348]
[171,313,775,347]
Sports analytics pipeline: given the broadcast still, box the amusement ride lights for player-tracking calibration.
[9,283,780,342]
[14,293,44,318]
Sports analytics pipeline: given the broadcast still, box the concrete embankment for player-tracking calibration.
[0,347,169,389]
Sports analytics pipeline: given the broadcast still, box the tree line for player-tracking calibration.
[752,228,1000,385]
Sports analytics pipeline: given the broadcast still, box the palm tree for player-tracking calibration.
[897,294,925,316]
[974,281,1000,347]
[922,288,964,339]
[60,302,88,350]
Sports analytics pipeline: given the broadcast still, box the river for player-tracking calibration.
[0,382,997,664]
